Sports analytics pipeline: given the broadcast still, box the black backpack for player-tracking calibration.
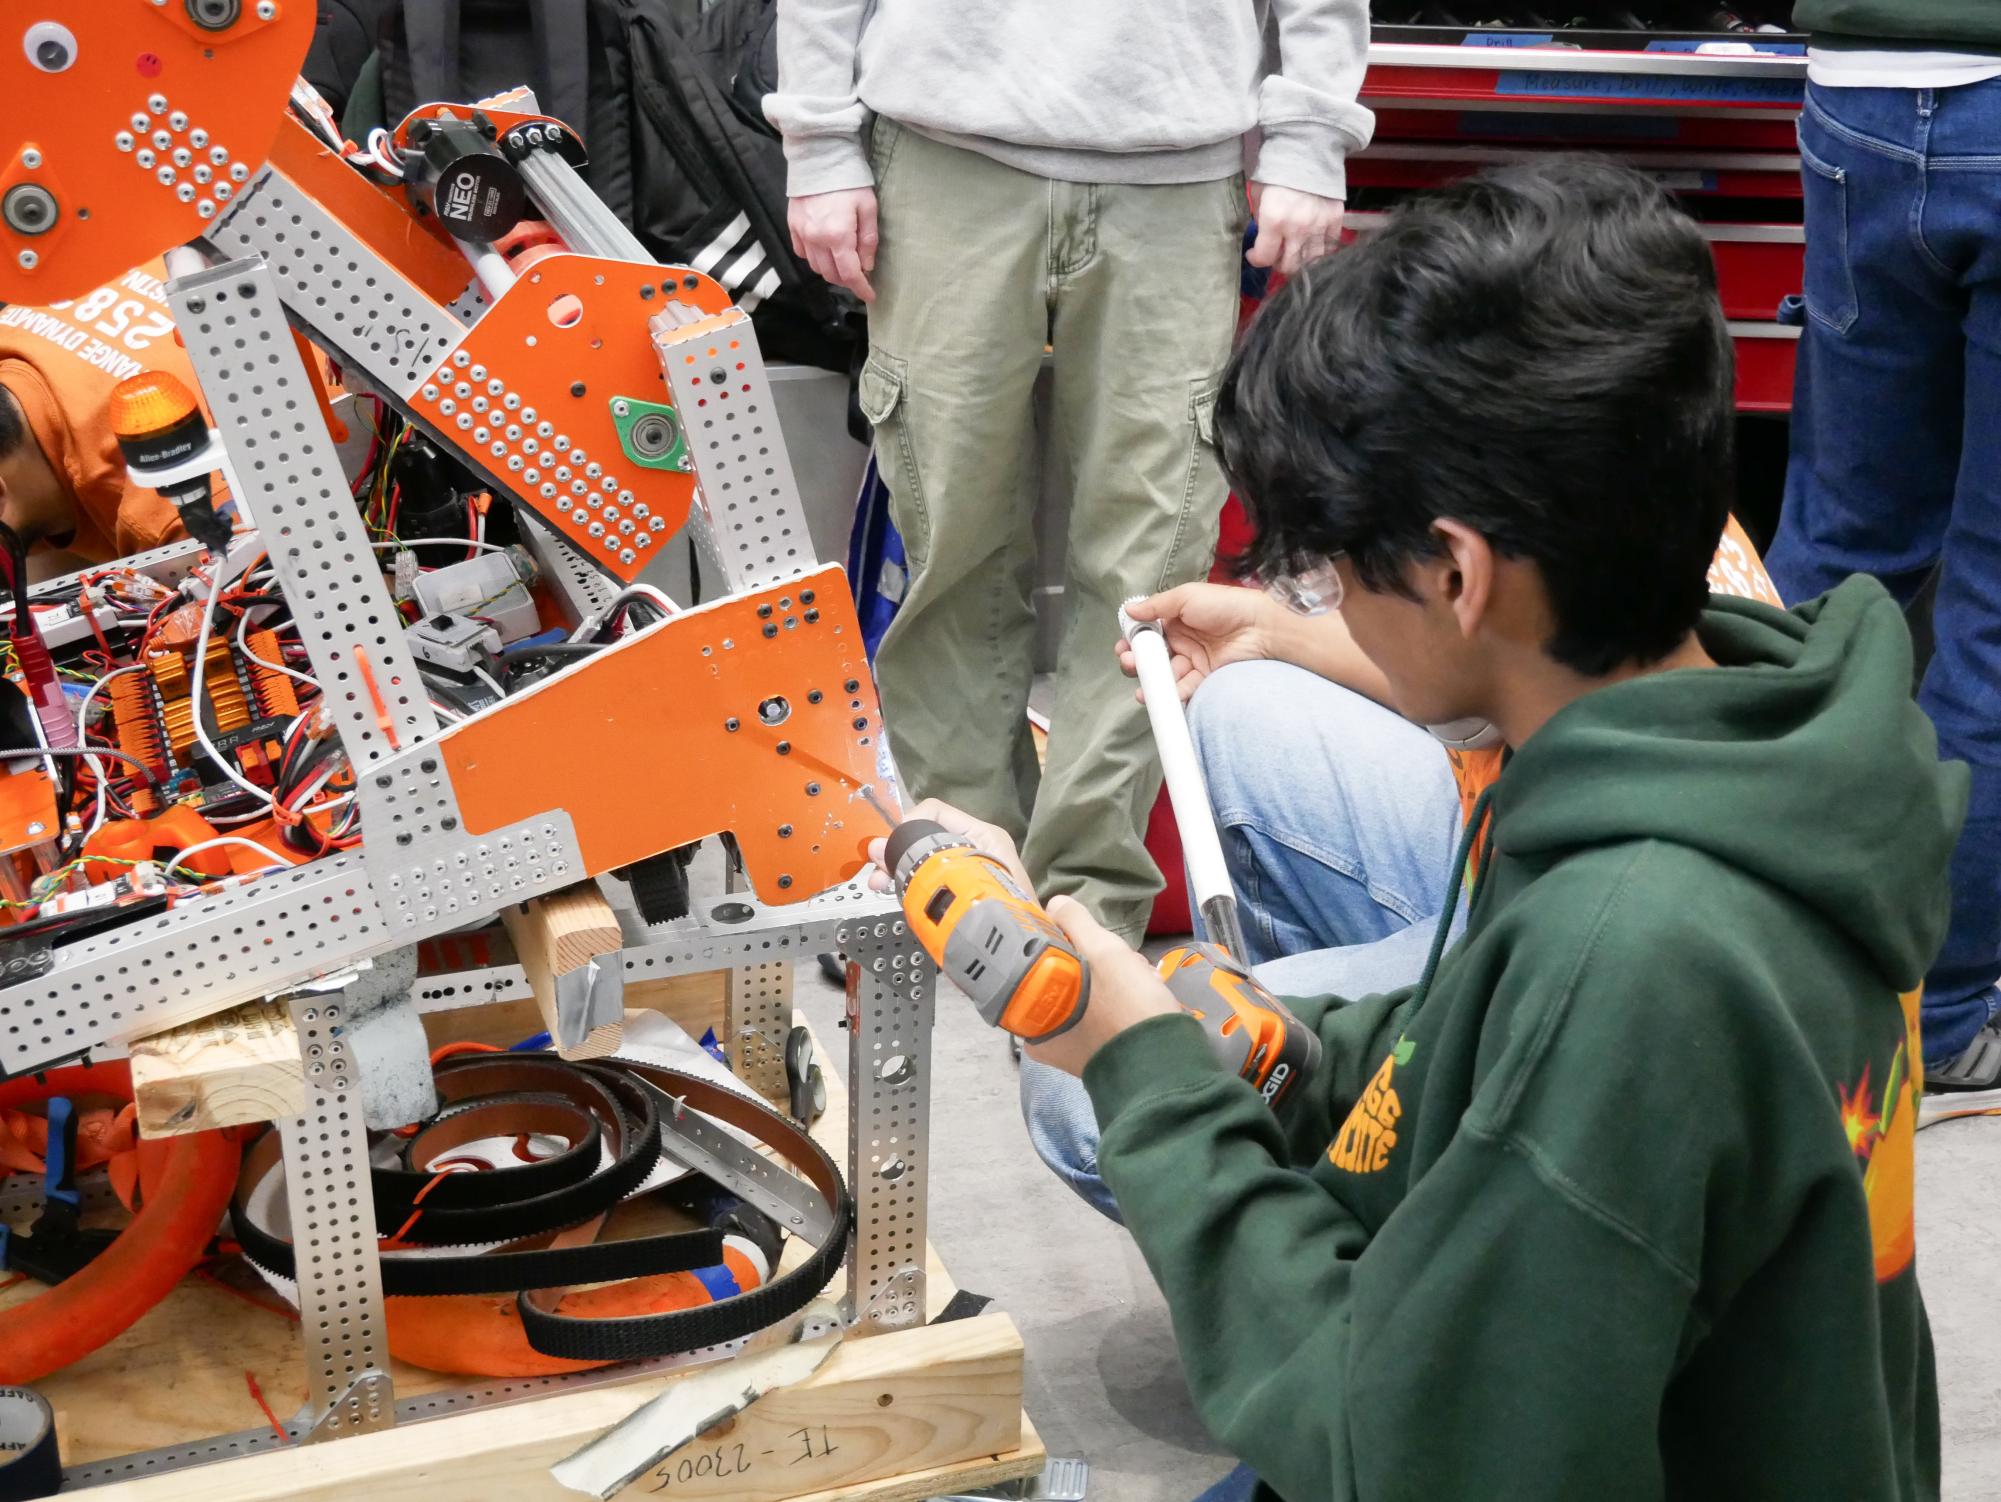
[305,0,396,120]
[359,0,859,373]
[600,0,860,372]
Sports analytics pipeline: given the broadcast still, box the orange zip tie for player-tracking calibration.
[351,645,398,750]
[244,1370,290,1444]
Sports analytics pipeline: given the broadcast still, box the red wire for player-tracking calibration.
[243,1370,291,1443]
[429,1041,503,1066]
[195,1264,299,1324]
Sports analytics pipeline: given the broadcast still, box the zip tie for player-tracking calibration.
[351,645,399,750]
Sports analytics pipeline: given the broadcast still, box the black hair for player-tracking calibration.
[1215,156,1735,676]
[0,380,28,462]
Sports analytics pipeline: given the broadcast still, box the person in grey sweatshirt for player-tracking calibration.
[767,1,1373,952]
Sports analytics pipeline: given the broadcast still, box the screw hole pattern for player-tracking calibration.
[666,323,812,593]
[169,265,436,772]
[278,993,391,1432]
[206,174,458,387]
[842,923,931,1330]
[0,856,383,1073]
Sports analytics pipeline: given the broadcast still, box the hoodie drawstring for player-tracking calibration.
[1410,782,1497,1013]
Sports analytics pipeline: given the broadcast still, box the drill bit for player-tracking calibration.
[858,783,900,830]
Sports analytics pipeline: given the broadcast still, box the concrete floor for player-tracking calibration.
[791,963,2001,1502]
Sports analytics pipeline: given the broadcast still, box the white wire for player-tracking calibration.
[286,762,340,810]
[366,127,405,179]
[191,565,280,813]
[566,582,683,643]
[235,602,319,690]
[617,582,681,615]
[369,539,510,555]
[472,667,506,701]
[165,835,289,883]
[74,664,151,840]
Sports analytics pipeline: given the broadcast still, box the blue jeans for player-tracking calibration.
[1020,661,1464,1220]
[1772,79,2001,1064]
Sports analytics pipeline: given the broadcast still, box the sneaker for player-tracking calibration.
[1925,1011,2001,1093]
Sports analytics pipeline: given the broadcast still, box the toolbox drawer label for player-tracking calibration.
[1495,70,1803,104]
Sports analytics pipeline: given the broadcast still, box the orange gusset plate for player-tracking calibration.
[440,564,893,904]
[0,1,314,303]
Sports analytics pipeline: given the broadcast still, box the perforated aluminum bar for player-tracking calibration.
[206,165,464,397]
[166,258,440,776]
[520,513,616,628]
[727,959,793,1100]
[656,308,814,594]
[0,857,382,1076]
[842,917,932,1334]
[280,984,393,1440]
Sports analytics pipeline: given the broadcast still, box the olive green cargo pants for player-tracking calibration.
[859,120,1245,943]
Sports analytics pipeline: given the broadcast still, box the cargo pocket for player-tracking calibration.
[1156,379,1226,592]
[859,347,930,568]
[1797,127,1858,335]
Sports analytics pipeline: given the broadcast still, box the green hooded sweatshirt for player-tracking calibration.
[1084,577,1963,1502]
[1792,1,2001,51]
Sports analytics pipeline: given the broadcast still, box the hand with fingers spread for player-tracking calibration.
[1247,183,1345,279]
[788,187,880,304]
[1025,896,1181,1078]
[1116,582,1283,703]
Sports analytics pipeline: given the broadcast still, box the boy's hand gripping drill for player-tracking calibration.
[873,797,1319,1109]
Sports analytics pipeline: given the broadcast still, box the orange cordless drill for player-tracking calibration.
[880,817,1320,1108]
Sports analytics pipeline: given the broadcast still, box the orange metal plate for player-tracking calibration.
[0,1,314,303]
[407,255,731,582]
[0,766,58,854]
[267,117,471,308]
[439,564,892,904]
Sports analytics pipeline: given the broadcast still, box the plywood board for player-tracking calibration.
[72,1315,1033,1502]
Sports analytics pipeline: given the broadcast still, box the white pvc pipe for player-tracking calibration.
[163,245,208,281]
[1120,597,1236,915]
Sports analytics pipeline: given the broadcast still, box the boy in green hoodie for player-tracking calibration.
[880,158,1961,1500]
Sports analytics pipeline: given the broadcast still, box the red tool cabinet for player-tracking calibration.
[1352,33,1809,414]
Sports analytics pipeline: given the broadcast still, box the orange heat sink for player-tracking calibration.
[158,694,196,760]
[203,640,252,738]
[150,648,195,759]
[245,631,301,720]
[107,672,168,780]
[146,650,188,698]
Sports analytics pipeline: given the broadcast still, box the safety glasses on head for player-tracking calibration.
[1261,554,1345,616]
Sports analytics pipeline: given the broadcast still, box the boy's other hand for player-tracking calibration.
[1028,897,1181,1077]
[1118,582,1276,703]
[863,796,1031,896]
[789,188,879,304]
[1247,184,1344,278]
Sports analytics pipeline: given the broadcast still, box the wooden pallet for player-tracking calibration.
[3,966,1044,1501]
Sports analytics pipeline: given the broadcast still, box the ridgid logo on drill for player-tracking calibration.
[1329,1036,1414,1174]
